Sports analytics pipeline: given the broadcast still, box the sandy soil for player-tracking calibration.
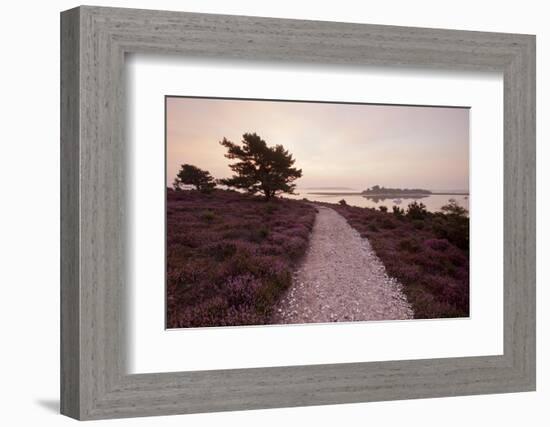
[272,206,414,324]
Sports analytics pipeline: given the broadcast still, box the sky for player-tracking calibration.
[166,97,469,191]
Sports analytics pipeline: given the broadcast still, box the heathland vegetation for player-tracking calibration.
[166,189,315,327]
[167,132,470,326]
[332,200,469,318]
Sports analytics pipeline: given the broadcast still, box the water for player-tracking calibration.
[286,188,469,213]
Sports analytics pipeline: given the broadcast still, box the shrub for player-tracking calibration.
[379,205,388,212]
[412,219,424,230]
[380,217,396,229]
[431,215,469,251]
[223,274,261,307]
[265,203,278,214]
[367,222,379,232]
[166,189,315,328]
[392,205,405,217]
[330,201,469,319]
[282,236,308,259]
[441,199,468,217]
[200,210,216,222]
[398,238,421,253]
[173,163,216,193]
[424,238,450,251]
[205,241,238,261]
[248,226,270,242]
[339,199,347,206]
[406,201,428,220]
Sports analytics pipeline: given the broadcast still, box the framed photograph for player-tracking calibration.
[61,6,536,420]
[164,96,469,329]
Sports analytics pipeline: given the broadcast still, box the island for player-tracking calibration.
[307,185,468,197]
[362,185,432,197]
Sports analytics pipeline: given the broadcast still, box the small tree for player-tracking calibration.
[173,164,216,193]
[219,133,302,201]
[433,199,469,251]
[406,201,428,220]
[392,205,405,217]
[441,198,468,217]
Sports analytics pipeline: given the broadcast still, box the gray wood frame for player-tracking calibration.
[60,5,536,420]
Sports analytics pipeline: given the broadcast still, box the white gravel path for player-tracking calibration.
[272,206,414,324]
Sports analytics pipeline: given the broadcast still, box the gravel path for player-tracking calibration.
[272,206,414,324]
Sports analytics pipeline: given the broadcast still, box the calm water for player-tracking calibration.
[286,188,469,213]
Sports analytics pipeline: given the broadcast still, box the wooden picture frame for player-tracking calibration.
[60,5,536,420]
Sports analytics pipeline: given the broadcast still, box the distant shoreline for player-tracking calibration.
[307,192,469,197]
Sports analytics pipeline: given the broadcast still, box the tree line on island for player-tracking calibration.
[173,132,301,201]
[362,185,432,195]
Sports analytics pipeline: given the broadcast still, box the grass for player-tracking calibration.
[329,202,469,319]
[166,189,316,328]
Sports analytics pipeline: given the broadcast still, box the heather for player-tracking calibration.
[166,189,316,328]
[329,201,469,318]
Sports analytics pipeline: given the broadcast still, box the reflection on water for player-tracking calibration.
[286,189,469,213]
[362,194,428,203]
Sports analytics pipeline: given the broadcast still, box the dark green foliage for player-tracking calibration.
[219,133,302,201]
[392,205,405,217]
[329,200,469,319]
[173,163,216,193]
[398,238,421,253]
[406,201,428,220]
[441,198,468,217]
[200,210,216,222]
[380,217,397,229]
[248,226,270,243]
[264,203,278,214]
[432,199,469,251]
[412,219,424,230]
[368,222,379,232]
[379,205,388,212]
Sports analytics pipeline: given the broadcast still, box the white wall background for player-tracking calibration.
[0,0,546,425]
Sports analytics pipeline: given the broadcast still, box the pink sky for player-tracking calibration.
[166,97,469,191]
